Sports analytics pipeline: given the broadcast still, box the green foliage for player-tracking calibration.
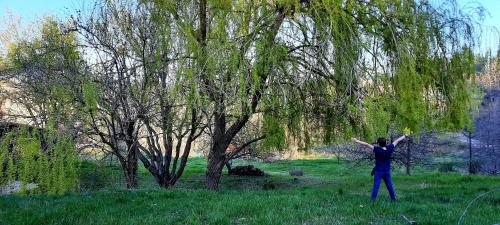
[262,113,287,151]
[153,0,483,156]
[363,95,391,141]
[209,0,232,12]
[82,81,98,113]
[2,19,83,191]
[7,18,81,71]
[0,132,15,184]
[0,128,79,195]
[339,1,483,139]
[4,17,84,132]
[0,56,5,69]
[393,51,426,134]
[433,48,480,131]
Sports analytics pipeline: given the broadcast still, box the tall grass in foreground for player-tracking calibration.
[0,158,499,225]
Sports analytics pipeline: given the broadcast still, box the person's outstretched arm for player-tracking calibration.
[392,135,407,147]
[351,138,374,150]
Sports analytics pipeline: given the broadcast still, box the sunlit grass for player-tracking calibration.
[0,157,499,225]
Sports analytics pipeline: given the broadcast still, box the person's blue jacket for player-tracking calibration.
[374,143,395,172]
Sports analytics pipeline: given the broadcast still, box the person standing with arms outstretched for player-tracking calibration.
[351,135,407,201]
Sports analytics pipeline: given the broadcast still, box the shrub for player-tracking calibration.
[0,127,79,194]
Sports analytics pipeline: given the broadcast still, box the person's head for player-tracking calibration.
[377,137,387,147]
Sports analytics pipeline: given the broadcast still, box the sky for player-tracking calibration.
[0,0,87,21]
[455,0,500,55]
[0,0,499,54]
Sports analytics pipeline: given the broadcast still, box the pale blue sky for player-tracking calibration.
[456,0,500,55]
[0,0,87,20]
[1,0,498,54]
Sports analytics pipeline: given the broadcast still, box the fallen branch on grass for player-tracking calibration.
[457,187,500,225]
[401,214,417,224]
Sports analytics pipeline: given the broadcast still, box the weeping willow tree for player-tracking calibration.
[158,0,481,190]
[0,18,82,194]
[0,0,484,192]
[62,0,481,190]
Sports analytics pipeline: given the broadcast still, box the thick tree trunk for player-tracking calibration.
[140,159,174,189]
[125,150,138,189]
[123,139,139,189]
[199,0,285,190]
[119,161,138,189]
[160,183,173,189]
[198,0,225,190]
[205,144,227,190]
[158,177,173,189]
[125,169,138,189]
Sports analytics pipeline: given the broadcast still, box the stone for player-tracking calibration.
[289,169,304,176]
[0,181,38,195]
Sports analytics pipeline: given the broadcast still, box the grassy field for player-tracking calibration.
[0,157,499,225]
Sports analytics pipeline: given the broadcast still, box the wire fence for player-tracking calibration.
[313,130,500,176]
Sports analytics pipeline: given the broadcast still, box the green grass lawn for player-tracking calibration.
[1,157,499,225]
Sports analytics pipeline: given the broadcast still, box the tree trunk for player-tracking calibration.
[125,152,138,189]
[159,177,173,189]
[406,138,411,176]
[124,144,139,189]
[200,0,285,190]
[206,144,226,190]
[139,157,175,189]
[225,160,232,174]
[198,0,224,190]
[468,131,472,174]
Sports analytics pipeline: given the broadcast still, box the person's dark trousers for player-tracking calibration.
[371,170,396,201]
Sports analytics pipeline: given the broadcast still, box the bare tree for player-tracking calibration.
[345,132,435,175]
[73,0,207,188]
[392,134,436,175]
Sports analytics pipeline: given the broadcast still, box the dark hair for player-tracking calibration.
[377,137,387,147]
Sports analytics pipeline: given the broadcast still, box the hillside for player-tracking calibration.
[473,89,500,173]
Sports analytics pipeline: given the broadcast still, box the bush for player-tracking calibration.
[0,128,79,194]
